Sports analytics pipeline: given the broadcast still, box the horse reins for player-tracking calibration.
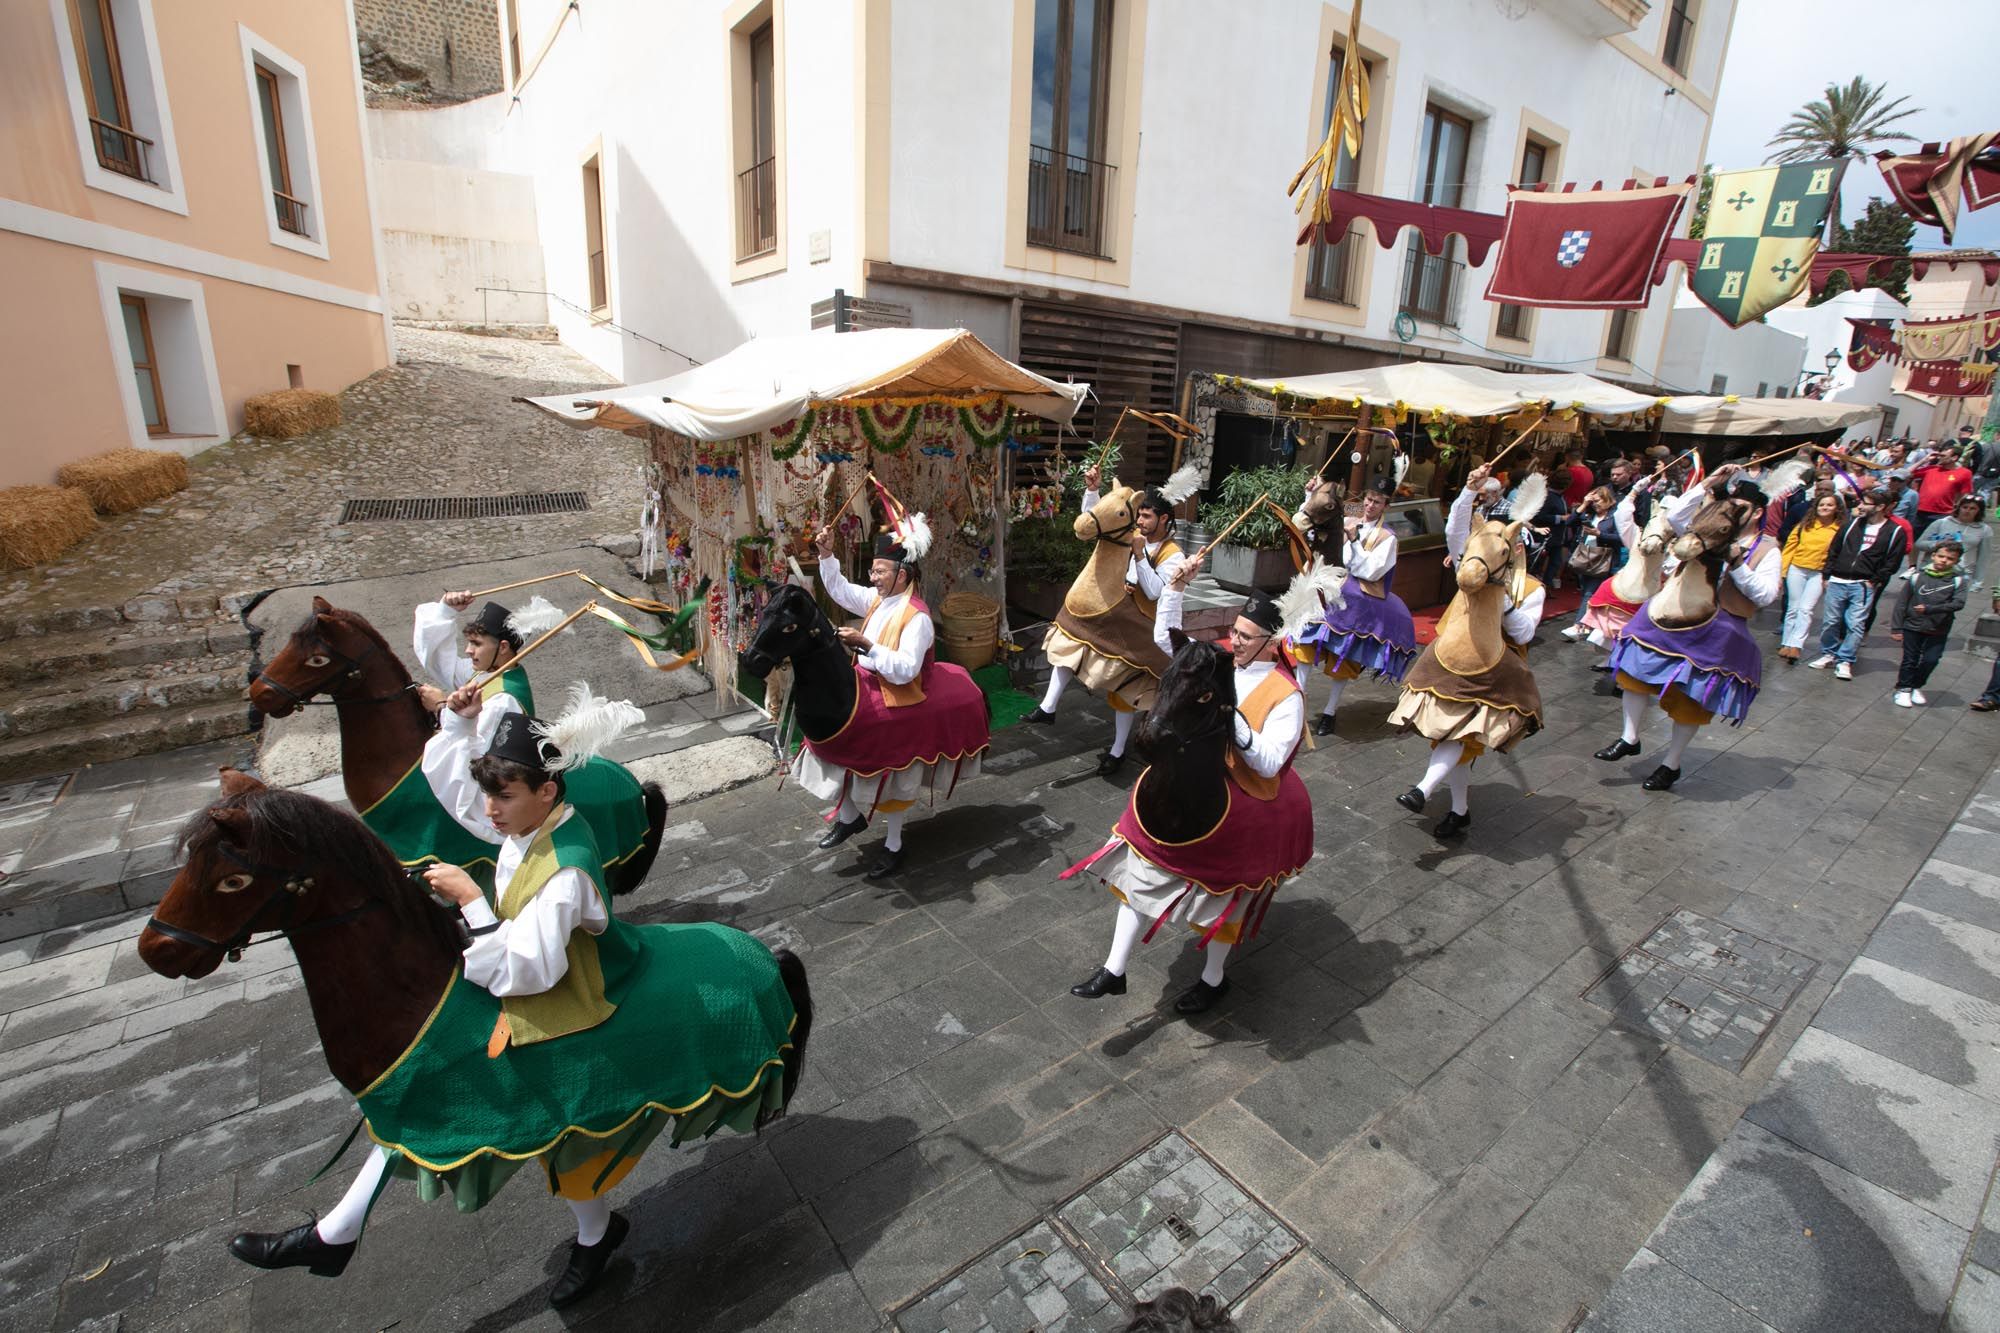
[145,843,385,962]
[253,634,413,708]
[1080,506,1138,545]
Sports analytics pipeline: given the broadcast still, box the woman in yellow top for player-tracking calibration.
[1778,490,1847,663]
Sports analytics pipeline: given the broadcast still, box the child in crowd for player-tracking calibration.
[1894,540,1969,708]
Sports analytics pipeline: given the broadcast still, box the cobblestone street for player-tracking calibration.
[0,329,643,617]
[4,609,1999,1331]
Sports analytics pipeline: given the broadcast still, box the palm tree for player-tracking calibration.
[1766,77,1922,241]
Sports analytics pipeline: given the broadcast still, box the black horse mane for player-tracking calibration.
[176,786,462,955]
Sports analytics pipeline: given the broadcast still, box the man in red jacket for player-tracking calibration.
[1912,445,1975,542]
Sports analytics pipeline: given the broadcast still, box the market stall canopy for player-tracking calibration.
[1231,362,1661,419]
[522,328,1087,441]
[1657,397,1880,437]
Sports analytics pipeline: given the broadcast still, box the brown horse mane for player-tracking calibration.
[175,786,461,956]
[293,605,415,686]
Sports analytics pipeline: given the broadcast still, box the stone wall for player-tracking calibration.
[354,0,501,104]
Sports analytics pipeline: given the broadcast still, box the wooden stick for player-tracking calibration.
[1485,413,1548,471]
[1310,426,1360,485]
[469,600,596,691]
[466,569,583,599]
[1190,492,1271,562]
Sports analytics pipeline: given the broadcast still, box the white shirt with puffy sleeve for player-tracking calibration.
[458,806,609,997]
[818,556,932,685]
[1228,660,1305,779]
[413,600,475,690]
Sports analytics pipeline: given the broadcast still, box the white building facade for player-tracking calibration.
[384,0,1736,479]
[1767,288,1934,444]
[1659,290,1807,403]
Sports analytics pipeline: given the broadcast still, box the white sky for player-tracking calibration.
[1705,0,2000,251]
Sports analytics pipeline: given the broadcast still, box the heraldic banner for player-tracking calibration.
[1486,181,1691,310]
[1689,159,1846,328]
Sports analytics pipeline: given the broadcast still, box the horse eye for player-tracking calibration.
[305,654,331,668]
[1198,690,1213,704]
[782,623,796,633]
[216,873,254,894]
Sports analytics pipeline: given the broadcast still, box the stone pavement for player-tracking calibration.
[0,328,642,619]
[1584,763,2000,1333]
[2,610,1997,1331]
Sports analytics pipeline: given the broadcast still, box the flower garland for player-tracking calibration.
[768,409,818,461]
[957,400,1012,449]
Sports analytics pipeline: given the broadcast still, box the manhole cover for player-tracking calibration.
[0,774,71,811]
[893,1134,1299,1332]
[338,492,589,523]
[1584,909,1818,1071]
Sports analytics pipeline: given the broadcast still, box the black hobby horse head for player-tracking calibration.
[738,584,835,680]
[1139,630,1237,764]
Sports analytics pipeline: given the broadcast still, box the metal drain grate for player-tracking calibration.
[338,492,589,523]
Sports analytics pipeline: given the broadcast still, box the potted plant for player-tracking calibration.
[1198,464,1310,594]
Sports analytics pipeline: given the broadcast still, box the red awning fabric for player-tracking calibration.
[1875,133,2000,243]
[1302,189,1505,265]
[1904,361,1997,398]
[1810,253,1905,294]
[1846,318,1897,371]
[1911,255,2000,285]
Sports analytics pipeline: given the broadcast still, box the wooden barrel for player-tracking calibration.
[937,590,1000,670]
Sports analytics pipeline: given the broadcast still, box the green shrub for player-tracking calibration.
[1007,514,1091,583]
[1197,465,1310,550]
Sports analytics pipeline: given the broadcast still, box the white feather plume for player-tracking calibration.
[506,595,567,639]
[1762,457,1814,501]
[1506,472,1548,524]
[1276,558,1349,643]
[533,681,643,772]
[897,511,933,561]
[1158,462,1204,507]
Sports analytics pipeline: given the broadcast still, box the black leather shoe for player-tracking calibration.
[1174,978,1232,1015]
[1096,751,1125,778]
[816,816,868,849]
[1069,966,1128,999]
[1021,707,1056,725]
[1313,712,1337,737]
[1642,765,1681,792]
[863,845,906,880]
[228,1220,356,1277]
[1433,810,1471,839]
[548,1211,629,1309]
[1592,676,1622,697]
[1396,787,1426,814]
[1594,739,1641,762]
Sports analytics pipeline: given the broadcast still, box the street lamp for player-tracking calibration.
[1798,348,1841,399]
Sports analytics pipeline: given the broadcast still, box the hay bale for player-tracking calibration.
[56,448,189,513]
[0,486,97,569]
[243,388,341,439]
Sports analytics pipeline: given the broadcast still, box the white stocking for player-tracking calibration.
[1417,742,1462,796]
[316,1145,391,1245]
[833,793,861,825]
[1201,940,1232,987]
[1109,709,1137,758]
[1664,721,1699,770]
[1041,665,1075,714]
[1445,762,1471,816]
[884,809,906,853]
[1321,678,1349,716]
[569,1196,611,1247]
[1103,903,1145,976]
[1620,691,1648,746]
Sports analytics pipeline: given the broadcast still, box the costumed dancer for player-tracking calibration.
[1289,476,1417,735]
[1064,592,1312,1014]
[793,488,990,878]
[1026,463,1202,777]
[1387,466,1546,839]
[226,701,803,1310]
[1596,462,1800,791]
[1574,478,1676,647]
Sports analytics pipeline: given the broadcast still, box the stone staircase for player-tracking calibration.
[0,595,262,780]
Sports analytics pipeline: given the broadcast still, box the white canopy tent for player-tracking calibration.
[1656,396,1882,438]
[1231,362,1662,419]
[523,327,1087,439]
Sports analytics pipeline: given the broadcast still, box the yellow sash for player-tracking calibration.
[485,806,614,1050]
[1131,540,1184,620]
[1223,668,1302,801]
[863,595,926,707]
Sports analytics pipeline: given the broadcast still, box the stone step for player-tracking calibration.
[0,622,253,688]
[0,592,243,642]
[0,666,253,739]
[0,698,258,781]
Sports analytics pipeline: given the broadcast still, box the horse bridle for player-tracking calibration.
[1080,504,1138,545]
[145,843,384,962]
[253,632,408,708]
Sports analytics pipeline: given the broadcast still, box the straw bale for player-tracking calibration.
[0,485,97,569]
[56,448,189,513]
[243,388,341,438]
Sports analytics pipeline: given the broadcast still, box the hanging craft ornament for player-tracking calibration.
[1288,0,1368,245]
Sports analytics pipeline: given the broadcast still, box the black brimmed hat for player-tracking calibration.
[873,532,913,565]
[1367,476,1396,497]
[468,601,522,648]
[1240,592,1283,635]
[487,711,558,771]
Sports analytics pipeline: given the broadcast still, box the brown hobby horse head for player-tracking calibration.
[1652,492,1764,629]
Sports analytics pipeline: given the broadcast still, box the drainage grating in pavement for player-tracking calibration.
[894,1134,1299,1332]
[0,774,71,812]
[338,491,589,523]
[1584,908,1819,1071]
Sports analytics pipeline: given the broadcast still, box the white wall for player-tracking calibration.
[885,0,1729,381]
[1659,292,1806,398]
[1766,289,1931,440]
